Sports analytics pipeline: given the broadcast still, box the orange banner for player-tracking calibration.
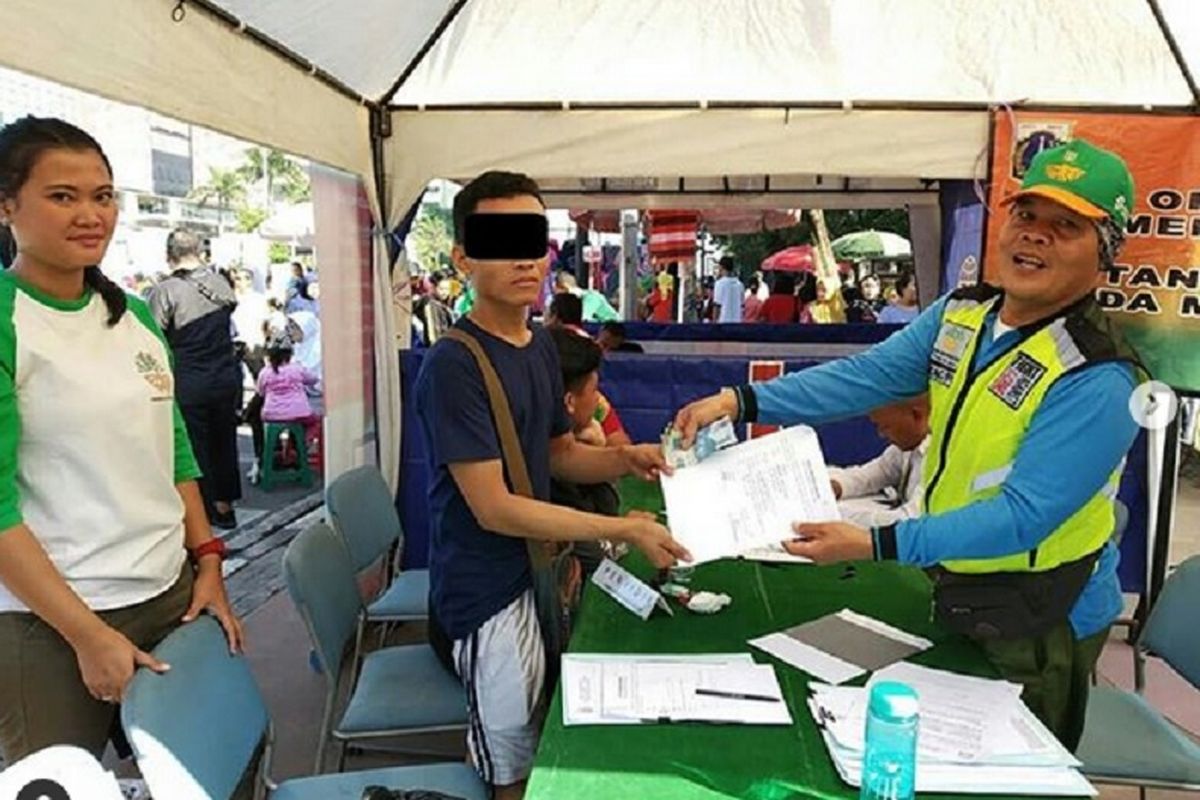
[984,111,1200,391]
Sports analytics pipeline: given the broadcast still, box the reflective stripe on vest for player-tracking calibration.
[923,295,1118,574]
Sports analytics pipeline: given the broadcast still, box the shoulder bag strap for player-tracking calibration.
[443,328,552,571]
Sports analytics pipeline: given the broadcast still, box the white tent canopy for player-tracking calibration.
[2,0,1195,188]
[392,0,1196,107]
[2,0,1196,488]
[0,0,372,177]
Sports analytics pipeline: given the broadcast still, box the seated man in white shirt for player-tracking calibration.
[829,395,930,528]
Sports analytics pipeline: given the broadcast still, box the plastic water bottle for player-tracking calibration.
[860,681,919,800]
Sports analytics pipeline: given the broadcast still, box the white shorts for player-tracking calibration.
[452,589,546,786]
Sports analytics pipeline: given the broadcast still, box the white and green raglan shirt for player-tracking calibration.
[0,270,202,612]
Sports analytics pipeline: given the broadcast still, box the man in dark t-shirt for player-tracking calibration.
[147,228,242,528]
[416,314,565,640]
[413,171,689,800]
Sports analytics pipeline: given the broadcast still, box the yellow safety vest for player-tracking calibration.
[923,286,1140,574]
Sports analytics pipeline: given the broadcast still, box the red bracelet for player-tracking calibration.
[189,538,227,562]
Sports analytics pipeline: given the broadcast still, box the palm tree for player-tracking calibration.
[189,167,246,233]
[238,147,310,212]
[410,205,454,274]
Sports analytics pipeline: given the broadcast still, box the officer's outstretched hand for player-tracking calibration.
[673,389,738,448]
[784,521,873,563]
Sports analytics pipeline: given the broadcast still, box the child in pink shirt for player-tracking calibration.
[257,339,321,453]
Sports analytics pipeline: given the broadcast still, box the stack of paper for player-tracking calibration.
[749,609,933,684]
[739,543,813,564]
[807,663,1096,796]
[562,653,793,726]
[661,425,840,564]
[838,493,900,529]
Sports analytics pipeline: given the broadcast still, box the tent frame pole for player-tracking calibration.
[976,112,999,284]
[174,0,366,103]
[380,0,471,106]
[388,100,1200,115]
[369,106,394,264]
[1146,0,1200,106]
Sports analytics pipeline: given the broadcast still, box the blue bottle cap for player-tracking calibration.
[868,681,919,723]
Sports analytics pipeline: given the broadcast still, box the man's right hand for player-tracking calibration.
[673,389,739,448]
[622,511,692,568]
[73,623,170,703]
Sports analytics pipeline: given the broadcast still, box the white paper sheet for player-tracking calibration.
[870,663,1078,766]
[661,425,840,564]
[838,494,901,528]
[563,653,753,725]
[818,729,1097,796]
[750,631,865,685]
[695,663,785,701]
[809,664,1080,767]
[801,662,1096,795]
[748,609,933,685]
[812,684,993,765]
[562,654,791,726]
[738,543,813,564]
[870,662,1024,702]
[838,609,935,650]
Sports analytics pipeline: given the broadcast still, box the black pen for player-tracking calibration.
[637,717,737,726]
[695,688,781,703]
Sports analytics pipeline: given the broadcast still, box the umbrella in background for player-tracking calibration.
[645,209,700,265]
[698,208,801,235]
[831,230,912,260]
[259,202,315,248]
[569,208,802,236]
[761,244,816,273]
[568,209,622,233]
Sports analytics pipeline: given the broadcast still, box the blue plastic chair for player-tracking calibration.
[1109,499,1138,636]
[121,617,485,800]
[326,465,429,624]
[1076,554,1200,797]
[283,522,466,773]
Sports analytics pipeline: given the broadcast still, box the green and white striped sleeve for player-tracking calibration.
[127,296,202,483]
[0,280,21,531]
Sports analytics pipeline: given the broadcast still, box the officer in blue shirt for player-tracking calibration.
[675,139,1144,751]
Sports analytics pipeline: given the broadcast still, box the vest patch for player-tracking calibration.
[930,321,975,386]
[988,352,1047,409]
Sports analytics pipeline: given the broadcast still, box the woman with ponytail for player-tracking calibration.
[0,116,244,762]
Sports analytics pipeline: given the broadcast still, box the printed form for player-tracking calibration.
[661,425,840,564]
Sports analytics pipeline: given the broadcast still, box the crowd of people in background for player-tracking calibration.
[128,243,325,508]
[674,256,920,326]
[147,230,244,529]
[410,250,920,350]
[632,254,919,327]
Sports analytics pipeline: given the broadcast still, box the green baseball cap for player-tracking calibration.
[1005,138,1135,228]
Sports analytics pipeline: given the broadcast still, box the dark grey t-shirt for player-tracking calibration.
[147,266,241,402]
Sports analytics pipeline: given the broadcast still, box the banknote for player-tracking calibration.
[661,416,739,469]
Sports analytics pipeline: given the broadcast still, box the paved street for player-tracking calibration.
[219,428,324,616]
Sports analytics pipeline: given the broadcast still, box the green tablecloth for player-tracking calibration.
[526,480,1074,800]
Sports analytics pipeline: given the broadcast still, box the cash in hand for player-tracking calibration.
[661,416,738,470]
